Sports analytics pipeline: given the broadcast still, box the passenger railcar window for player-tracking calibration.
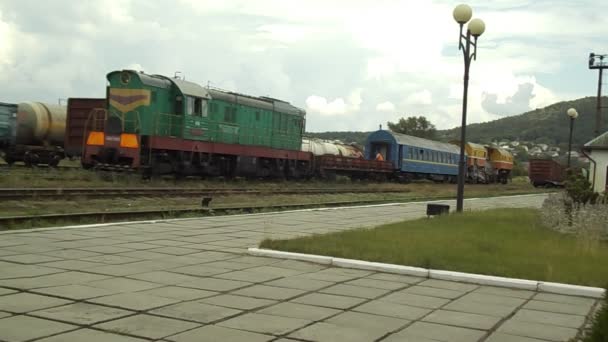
[151,91,157,103]
[255,111,260,121]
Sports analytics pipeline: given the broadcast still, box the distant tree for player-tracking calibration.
[387,116,437,139]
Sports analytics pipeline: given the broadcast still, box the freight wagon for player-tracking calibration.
[528,158,567,187]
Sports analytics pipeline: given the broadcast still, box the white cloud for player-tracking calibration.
[405,90,432,105]
[376,101,396,112]
[305,88,364,116]
[0,0,603,131]
[306,96,347,115]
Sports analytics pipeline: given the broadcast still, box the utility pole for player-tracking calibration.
[589,53,607,137]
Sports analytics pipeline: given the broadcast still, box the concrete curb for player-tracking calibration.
[247,248,606,299]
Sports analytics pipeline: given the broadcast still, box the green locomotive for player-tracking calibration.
[83,70,311,177]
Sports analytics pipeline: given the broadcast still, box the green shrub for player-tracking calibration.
[565,171,599,206]
[583,288,608,342]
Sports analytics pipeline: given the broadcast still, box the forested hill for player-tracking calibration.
[437,96,607,146]
[306,97,607,146]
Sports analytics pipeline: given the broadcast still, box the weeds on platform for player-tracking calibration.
[582,288,608,342]
[261,208,608,287]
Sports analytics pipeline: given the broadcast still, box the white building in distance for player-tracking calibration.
[583,131,608,193]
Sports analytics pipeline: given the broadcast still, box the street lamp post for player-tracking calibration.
[453,4,485,213]
[566,108,579,168]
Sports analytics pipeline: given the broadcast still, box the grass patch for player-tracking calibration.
[260,208,608,287]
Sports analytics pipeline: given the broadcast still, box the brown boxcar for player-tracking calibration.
[64,98,106,158]
[528,158,566,187]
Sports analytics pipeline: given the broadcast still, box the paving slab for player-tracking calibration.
[171,264,232,277]
[291,293,366,309]
[232,284,306,300]
[523,299,593,315]
[30,302,133,325]
[319,283,390,299]
[353,300,432,320]
[94,314,200,339]
[0,253,63,264]
[179,277,252,292]
[88,292,181,311]
[0,315,77,342]
[86,277,163,293]
[299,268,371,282]
[380,292,450,309]
[345,278,408,291]
[0,288,17,296]
[512,308,586,328]
[200,294,277,310]
[151,301,242,323]
[167,325,273,342]
[533,292,597,306]
[385,321,486,342]
[497,319,579,341]
[35,328,149,342]
[423,309,501,330]
[32,284,117,300]
[0,292,72,313]
[289,321,384,342]
[326,311,409,333]
[485,332,548,342]
[218,312,311,335]
[0,263,63,279]
[417,279,479,292]
[80,254,141,264]
[474,285,536,299]
[258,301,341,321]
[401,285,466,299]
[136,286,218,301]
[127,270,207,285]
[214,270,282,283]
[442,297,519,317]
[264,276,334,291]
[459,292,527,307]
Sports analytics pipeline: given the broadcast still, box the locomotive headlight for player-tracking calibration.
[120,133,139,148]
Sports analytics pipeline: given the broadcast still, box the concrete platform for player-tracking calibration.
[0,194,600,341]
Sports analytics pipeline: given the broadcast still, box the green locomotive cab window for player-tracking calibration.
[186,96,195,115]
[224,107,236,122]
[151,91,157,103]
[199,99,208,117]
[175,96,183,115]
[120,71,130,84]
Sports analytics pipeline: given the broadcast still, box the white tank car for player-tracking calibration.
[301,138,363,158]
[16,102,67,146]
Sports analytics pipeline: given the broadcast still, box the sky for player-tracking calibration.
[0,0,606,132]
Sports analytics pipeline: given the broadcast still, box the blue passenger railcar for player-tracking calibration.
[365,130,462,182]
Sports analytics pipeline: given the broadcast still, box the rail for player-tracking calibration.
[0,197,444,228]
[0,187,409,200]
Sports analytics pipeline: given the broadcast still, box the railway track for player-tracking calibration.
[0,197,438,228]
[0,187,409,201]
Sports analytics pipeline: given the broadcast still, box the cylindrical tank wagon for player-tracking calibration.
[301,138,363,158]
[0,101,67,166]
